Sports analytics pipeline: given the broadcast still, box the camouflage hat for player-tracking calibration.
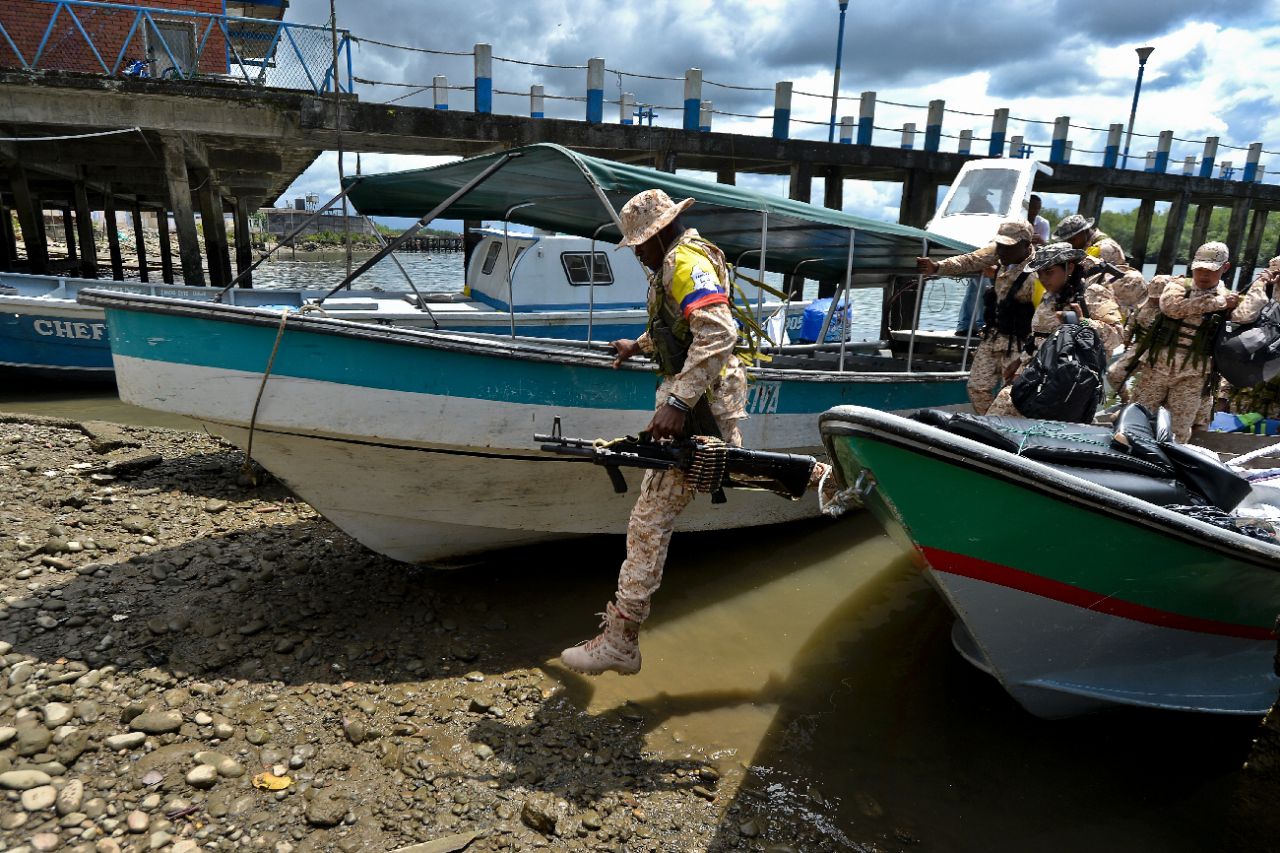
[1026,241,1086,273]
[616,189,695,248]
[992,219,1034,246]
[1190,241,1230,271]
[1052,214,1095,241]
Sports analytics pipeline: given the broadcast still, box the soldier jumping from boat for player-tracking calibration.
[916,219,1036,414]
[560,189,832,676]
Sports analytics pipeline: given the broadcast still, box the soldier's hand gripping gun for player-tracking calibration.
[534,419,816,504]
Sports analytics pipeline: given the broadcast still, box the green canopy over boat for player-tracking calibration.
[343,143,973,281]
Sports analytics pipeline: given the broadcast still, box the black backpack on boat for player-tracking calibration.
[1216,299,1280,388]
[1009,323,1106,423]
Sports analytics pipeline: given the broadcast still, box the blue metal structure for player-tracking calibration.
[828,0,848,144]
[1120,46,1155,170]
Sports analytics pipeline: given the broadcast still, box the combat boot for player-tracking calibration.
[560,602,641,675]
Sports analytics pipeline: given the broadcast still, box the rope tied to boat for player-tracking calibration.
[240,305,328,485]
[987,420,1112,455]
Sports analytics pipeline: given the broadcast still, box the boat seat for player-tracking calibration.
[912,405,1252,512]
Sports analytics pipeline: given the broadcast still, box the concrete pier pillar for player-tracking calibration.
[683,68,702,132]
[62,209,78,264]
[234,198,253,288]
[0,202,14,272]
[1183,155,1196,176]
[784,161,813,298]
[988,108,1008,157]
[716,165,735,185]
[433,76,448,111]
[531,85,545,119]
[654,151,677,173]
[1225,199,1251,287]
[1200,137,1218,178]
[197,180,232,289]
[473,44,492,114]
[161,134,205,286]
[1156,192,1191,275]
[1130,198,1156,269]
[131,202,149,282]
[772,82,793,140]
[1154,131,1173,173]
[1008,135,1024,157]
[618,91,632,125]
[1104,124,1123,169]
[924,100,944,152]
[823,166,843,212]
[958,129,973,156]
[838,115,853,144]
[102,187,124,281]
[463,220,483,269]
[70,179,99,279]
[857,92,874,145]
[899,171,936,229]
[699,100,712,133]
[1189,203,1214,254]
[900,123,916,150]
[1241,209,1270,285]
[586,58,604,124]
[1076,185,1105,222]
[8,166,49,274]
[157,208,175,284]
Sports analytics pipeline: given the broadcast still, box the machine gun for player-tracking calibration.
[534,419,816,503]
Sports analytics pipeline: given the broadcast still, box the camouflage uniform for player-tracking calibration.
[1108,274,1169,388]
[1130,269,1268,442]
[934,222,1036,413]
[1085,230,1126,267]
[613,228,748,624]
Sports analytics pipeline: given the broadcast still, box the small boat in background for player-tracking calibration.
[820,404,1280,718]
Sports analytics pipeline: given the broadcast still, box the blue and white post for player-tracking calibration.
[901,123,916,150]
[585,58,604,124]
[1221,161,1235,181]
[683,68,703,132]
[1154,131,1172,173]
[1103,123,1123,169]
[1244,142,1263,183]
[432,76,448,110]
[1183,155,1196,176]
[620,92,634,125]
[1200,137,1218,178]
[857,91,875,145]
[1008,134,1023,158]
[473,44,492,114]
[1144,151,1156,173]
[838,115,853,144]
[530,84,544,119]
[924,100,944,152]
[958,129,973,156]
[699,100,712,133]
[989,108,1008,157]
[773,82,792,140]
[1050,116,1069,164]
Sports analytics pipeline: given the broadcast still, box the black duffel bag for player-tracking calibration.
[1216,299,1280,388]
[1010,323,1106,424]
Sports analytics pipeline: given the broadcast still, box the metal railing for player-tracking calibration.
[0,0,351,94]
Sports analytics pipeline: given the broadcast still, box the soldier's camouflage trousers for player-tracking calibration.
[1130,361,1210,443]
[967,334,1022,415]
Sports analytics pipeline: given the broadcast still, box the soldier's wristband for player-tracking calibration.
[666,395,692,414]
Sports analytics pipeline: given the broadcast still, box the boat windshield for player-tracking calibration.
[942,168,1021,218]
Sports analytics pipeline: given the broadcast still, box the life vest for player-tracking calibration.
[1128,283,1227,374]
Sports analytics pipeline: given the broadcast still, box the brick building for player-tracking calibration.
[0,0,229,77]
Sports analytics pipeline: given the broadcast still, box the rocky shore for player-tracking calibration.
[0,415,819,853]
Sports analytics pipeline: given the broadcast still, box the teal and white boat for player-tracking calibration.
[81,144,973,563]
[820,404,1280,718]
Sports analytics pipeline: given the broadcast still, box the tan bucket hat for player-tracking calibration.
[615,189,695,248]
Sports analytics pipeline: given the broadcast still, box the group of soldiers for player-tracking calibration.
[918,213,1279,442]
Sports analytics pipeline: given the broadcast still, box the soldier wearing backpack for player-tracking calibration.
[987,243,1119,420]
[917,220,1036,413]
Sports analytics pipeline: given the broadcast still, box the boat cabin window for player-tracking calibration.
[480,241,504,276]
[561,252,614,286]
[942,168,1021,217]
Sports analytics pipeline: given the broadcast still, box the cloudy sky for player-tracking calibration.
[275,0,1280,226]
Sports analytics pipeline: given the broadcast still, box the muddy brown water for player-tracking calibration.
[0,384,1261,852]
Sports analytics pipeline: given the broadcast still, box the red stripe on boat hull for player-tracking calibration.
[919,546,1275,642]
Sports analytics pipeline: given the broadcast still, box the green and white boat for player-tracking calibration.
[819,405,1280,718]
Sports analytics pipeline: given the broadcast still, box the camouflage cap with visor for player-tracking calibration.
[1190,241,1230,271]
[1051,214,1095,241]
[1026,241,1086,273]
[992,219,1034,246]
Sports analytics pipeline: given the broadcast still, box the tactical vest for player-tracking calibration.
[984,269,1036,346]
[645,237,724,377]
[1130,283,1226,374]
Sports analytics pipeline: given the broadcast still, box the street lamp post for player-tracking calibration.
[1120,46,1155,170]
[828,0,849,144]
